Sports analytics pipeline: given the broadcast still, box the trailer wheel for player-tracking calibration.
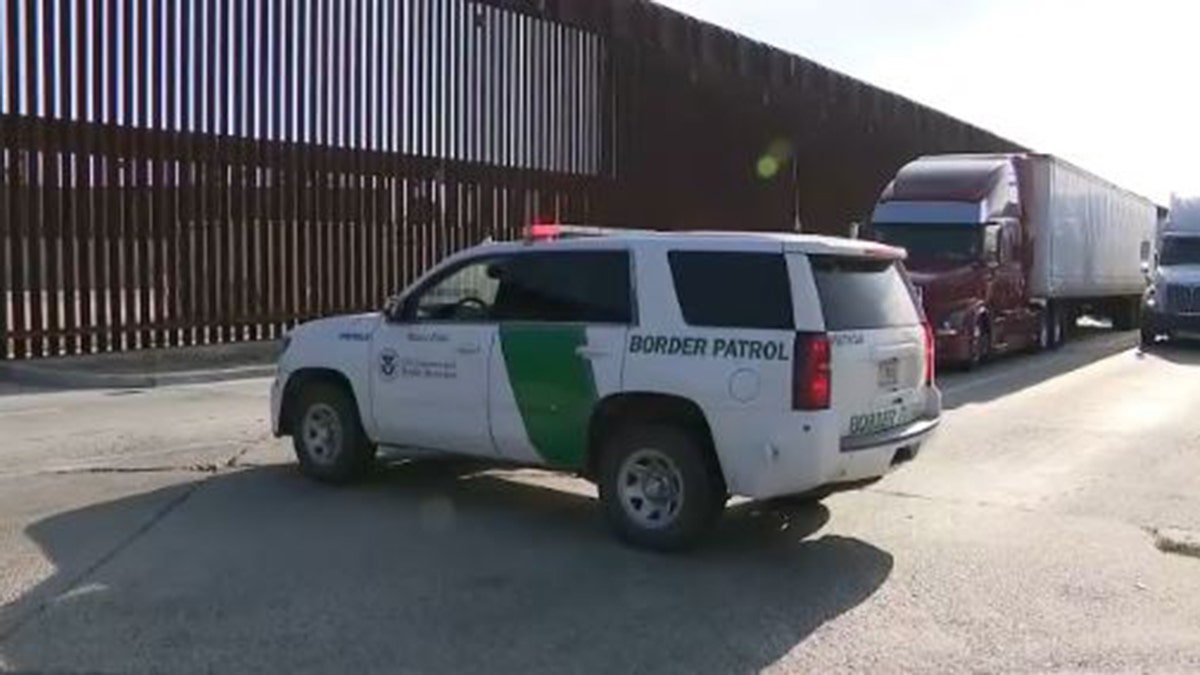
[1112,299,1140,332]
[1048,302,1065,349]
[1037,309,1052,351]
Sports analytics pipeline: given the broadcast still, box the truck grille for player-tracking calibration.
[1166,285,1200,315]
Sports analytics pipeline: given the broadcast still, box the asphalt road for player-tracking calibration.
[2,331,1200,673]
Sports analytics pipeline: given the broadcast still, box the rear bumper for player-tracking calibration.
[840,415,941,453]
[730,388,942,500]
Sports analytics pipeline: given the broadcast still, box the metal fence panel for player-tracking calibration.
[0,0,1019,360]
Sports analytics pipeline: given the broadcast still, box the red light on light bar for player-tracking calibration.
[525,223,561,240]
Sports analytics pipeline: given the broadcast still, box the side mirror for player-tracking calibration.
[982,224,1001,267]
[486,262,509,281]
[383,295,405,322]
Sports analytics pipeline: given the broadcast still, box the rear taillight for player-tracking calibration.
[793,333,831,410]
[922,322,935,385]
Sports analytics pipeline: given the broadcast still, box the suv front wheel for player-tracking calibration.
[292,382,375,484]
[598,424,725,552]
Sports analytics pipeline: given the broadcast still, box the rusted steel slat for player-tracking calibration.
[232,0,247,341]
[132,0,151,350]
[269,0,284,336]
[57,0,79,355]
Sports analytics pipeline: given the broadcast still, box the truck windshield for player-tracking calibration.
[1160,237,1200,266]
[870,224,981,263]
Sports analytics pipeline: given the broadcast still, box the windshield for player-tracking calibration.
[1160,237,1200,266]
[870,224,982,263]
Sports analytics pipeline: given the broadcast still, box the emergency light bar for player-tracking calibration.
[522,223,659,242]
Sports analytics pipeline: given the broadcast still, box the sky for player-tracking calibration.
[654,0,1200,205]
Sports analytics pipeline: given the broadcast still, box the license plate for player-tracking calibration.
[849,409,900,437]
[878,358,899,388]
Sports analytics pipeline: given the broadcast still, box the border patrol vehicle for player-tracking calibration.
[271,225,942,550]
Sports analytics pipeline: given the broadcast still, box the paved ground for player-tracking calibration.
[2,331,1200,673]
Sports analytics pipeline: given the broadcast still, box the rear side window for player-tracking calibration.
[811,256,921,330]
[669,251,794,329]
[491,251,633,324]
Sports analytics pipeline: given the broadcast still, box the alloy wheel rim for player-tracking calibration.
[301,403,343,466]
[617,448,686,530]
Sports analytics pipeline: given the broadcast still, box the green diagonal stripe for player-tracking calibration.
[499,324,597,469]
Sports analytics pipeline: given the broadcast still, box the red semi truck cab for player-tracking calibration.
[868,154,1155,368]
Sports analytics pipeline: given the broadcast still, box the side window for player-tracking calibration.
[491,251,633,324]
[411,258,503,322]
[668,251,794,329]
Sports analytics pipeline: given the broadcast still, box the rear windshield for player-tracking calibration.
[668,251,794,329]
[811,256,921,330]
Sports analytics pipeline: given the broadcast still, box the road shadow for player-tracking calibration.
[2,462,892,674]
[1137,336,1200,365]
[940,327,1136,411]
[0,378,65,398]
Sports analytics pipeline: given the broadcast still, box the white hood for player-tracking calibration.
[291,312,382,343]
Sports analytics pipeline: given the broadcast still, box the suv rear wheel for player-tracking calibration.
[292,382,374,484]
[598,424,724,552]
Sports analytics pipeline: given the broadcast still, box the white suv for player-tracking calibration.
[271,227,941,550]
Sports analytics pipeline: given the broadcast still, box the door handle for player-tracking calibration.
[575,346,610,360]
[456,344,482,356]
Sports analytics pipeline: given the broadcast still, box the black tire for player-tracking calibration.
[597,424,725,552]
[1048,302,1065,349]
[291,382,374,484]
[1113,300,1140,332]
[1036,308,1053,352]
[1140,325,1157,348]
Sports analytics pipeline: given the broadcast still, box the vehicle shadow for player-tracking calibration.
[1138,336,1200,365]
[2,462,892,674]
[940,328,1137,411]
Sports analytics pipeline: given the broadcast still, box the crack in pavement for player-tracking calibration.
[0,479,202,646]
[36,443,260,479]
[874,488,1200,561]
[867,487,1041,514]
[51,463,225,476]
[1147,527,1200,560]
[0,444,256,646]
